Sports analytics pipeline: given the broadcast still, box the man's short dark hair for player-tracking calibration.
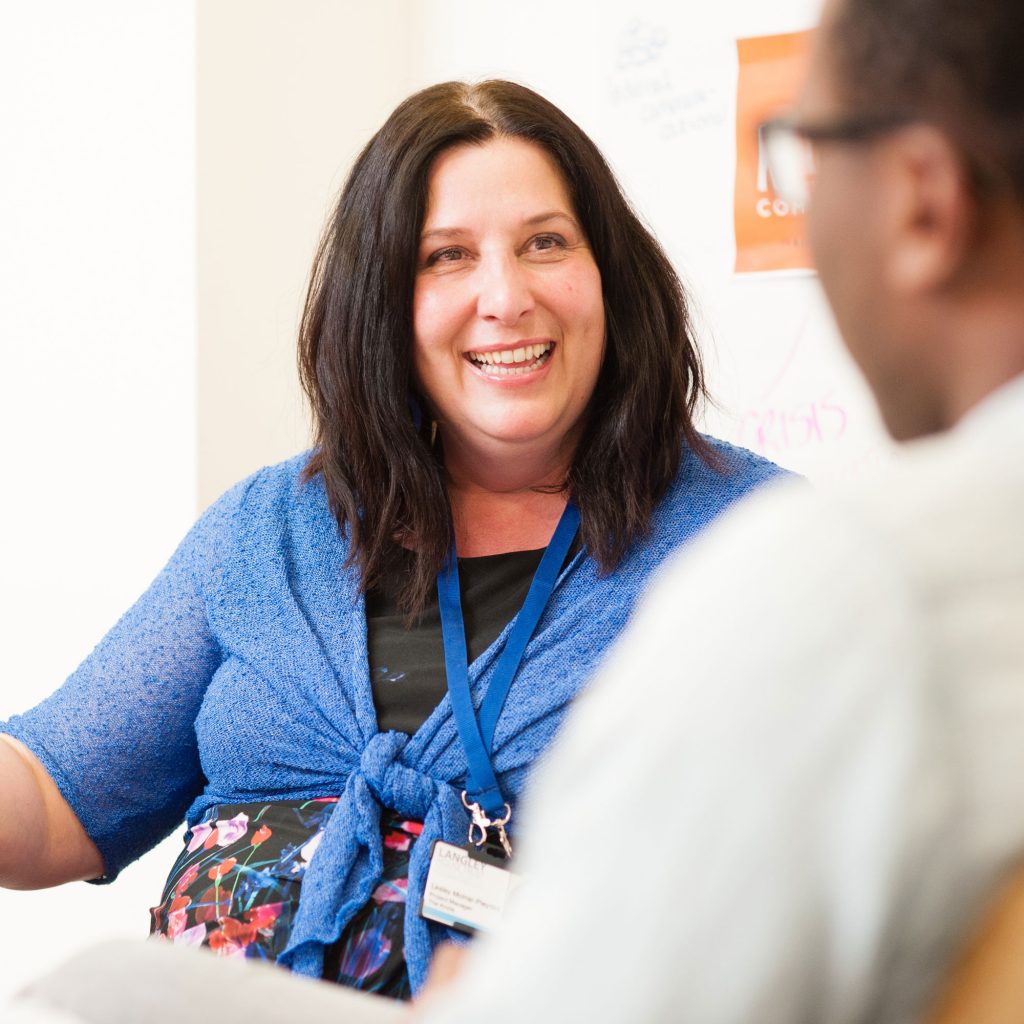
[832,0,1024,198]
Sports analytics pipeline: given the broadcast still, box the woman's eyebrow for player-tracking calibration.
[523,211,579,228]
[420,226,468,242]
[421,212,579,242]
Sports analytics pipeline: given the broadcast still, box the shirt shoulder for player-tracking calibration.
[612,476,930,729]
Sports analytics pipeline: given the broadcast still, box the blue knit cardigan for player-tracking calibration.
[4,440,785,990]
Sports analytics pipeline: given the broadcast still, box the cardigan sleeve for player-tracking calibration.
[1,477,254,882]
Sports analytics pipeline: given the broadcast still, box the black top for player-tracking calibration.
[367,546,546,735]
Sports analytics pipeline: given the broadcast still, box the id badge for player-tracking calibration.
[420,840,520,934]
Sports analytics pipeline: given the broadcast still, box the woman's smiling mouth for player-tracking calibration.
[465,341,554,378]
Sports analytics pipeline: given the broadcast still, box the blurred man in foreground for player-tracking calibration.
[424,0,1024,1020]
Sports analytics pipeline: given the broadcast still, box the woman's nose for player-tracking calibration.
[475,255,534,325]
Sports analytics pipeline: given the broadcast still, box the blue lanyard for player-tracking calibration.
[437,500,581,819]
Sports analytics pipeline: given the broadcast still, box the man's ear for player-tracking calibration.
[880,124,977,295]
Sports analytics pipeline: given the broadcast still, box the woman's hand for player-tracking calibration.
[0,734,104,889]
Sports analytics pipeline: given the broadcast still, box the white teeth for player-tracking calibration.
[467,341,554,376]
[468,341,552,367]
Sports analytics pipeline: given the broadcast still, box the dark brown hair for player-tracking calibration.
[831,0,1024,198]
[299,80,710,614]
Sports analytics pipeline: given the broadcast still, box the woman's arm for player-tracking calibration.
[0,477,254,886]
[0,734,104,889]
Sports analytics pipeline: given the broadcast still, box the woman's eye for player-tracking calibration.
[425,246,466,266]
[529,233,568,253]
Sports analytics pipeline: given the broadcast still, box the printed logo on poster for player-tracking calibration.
[734,30,814,274]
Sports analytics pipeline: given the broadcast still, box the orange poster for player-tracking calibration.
[734,30,813,273]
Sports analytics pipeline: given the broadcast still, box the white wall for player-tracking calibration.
[196,0,417,506]
[0,0,197,998]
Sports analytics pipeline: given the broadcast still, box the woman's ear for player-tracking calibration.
[881,124,977,296]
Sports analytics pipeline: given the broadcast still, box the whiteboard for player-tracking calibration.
[410,0,895,481]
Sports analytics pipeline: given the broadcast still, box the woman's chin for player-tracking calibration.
[447,416,580,463]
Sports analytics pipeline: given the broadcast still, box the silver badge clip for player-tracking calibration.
[461,790,513,859]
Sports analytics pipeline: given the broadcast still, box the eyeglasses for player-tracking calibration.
[760,113,916,207]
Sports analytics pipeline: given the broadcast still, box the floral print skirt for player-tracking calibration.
[149,799,423,1001]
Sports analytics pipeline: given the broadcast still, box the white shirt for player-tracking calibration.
[428,375,1024,1024]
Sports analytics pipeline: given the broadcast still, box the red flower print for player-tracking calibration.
[207,857,238,882]
[207,929,245,958]
[170,895,192,914]
[167,909,188,939]
[401,820,424,837]
[383,831,411,852]
[203,827,221,850]
[194,886,231,924]
[251,825,272,846]
[220,916,258,946]
[175,863,200,894]
[245,903,283,931]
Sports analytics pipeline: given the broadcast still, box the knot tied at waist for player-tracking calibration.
[279,728,467,985]
[356,730,442,822]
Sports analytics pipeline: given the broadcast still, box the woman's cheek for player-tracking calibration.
[414,281,466,351]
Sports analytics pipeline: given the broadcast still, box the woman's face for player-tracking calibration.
[413,137,605,472]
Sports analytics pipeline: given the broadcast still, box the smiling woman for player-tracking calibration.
[298,80,737,612]
[412,137,606,549]
[1,79,786,1003]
